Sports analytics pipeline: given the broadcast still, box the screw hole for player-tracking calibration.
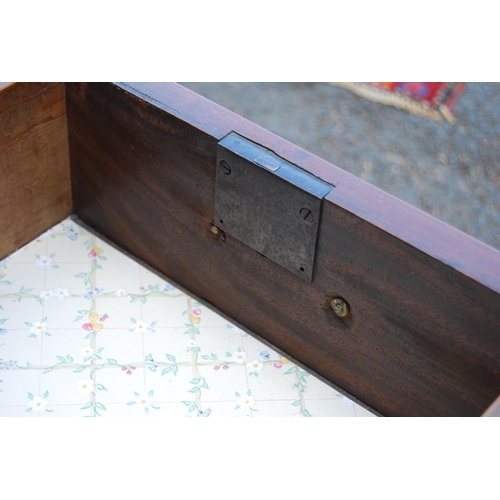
[300,267,304,272]
[220,219,224,224]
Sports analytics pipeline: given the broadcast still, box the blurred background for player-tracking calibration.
[181,83,500,251]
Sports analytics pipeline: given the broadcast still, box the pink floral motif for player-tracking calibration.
[272,362,282,369]
[82,323,93,331]
[87,246,104,259]
[192,308,202,316]
[122,366,136,375]
[213,366,220,371]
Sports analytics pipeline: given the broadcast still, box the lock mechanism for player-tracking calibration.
[214,132,334,283]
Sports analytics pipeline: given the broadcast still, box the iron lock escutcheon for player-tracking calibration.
[214,132,334,283]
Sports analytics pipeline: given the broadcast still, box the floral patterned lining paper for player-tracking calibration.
[0,218,375,417]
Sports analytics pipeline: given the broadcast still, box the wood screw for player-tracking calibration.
[331,297,349,317]
[220,160,231,175]
[300,208,314,223]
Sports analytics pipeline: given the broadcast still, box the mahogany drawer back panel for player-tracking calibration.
[63,82,500,417]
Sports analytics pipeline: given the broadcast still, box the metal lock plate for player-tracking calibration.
[214,132,334,282]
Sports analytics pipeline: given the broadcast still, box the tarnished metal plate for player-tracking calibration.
[214,132,334,282]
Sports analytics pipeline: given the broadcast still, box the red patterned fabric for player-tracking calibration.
[367,82,467,115]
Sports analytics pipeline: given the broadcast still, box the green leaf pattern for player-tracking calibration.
[0,218,360,417]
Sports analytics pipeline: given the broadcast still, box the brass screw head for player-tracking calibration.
[331,298,349,317]
[211,225,220,235]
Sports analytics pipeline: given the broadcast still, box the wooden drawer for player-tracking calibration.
[2,82,500,416]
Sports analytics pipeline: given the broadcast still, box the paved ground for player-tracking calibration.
[181,83,500,251]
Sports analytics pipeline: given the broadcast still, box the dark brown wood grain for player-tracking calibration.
[66,82,500,416]
[0,82,71,260]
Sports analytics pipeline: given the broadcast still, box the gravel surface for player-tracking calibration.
[181,82,500,251]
